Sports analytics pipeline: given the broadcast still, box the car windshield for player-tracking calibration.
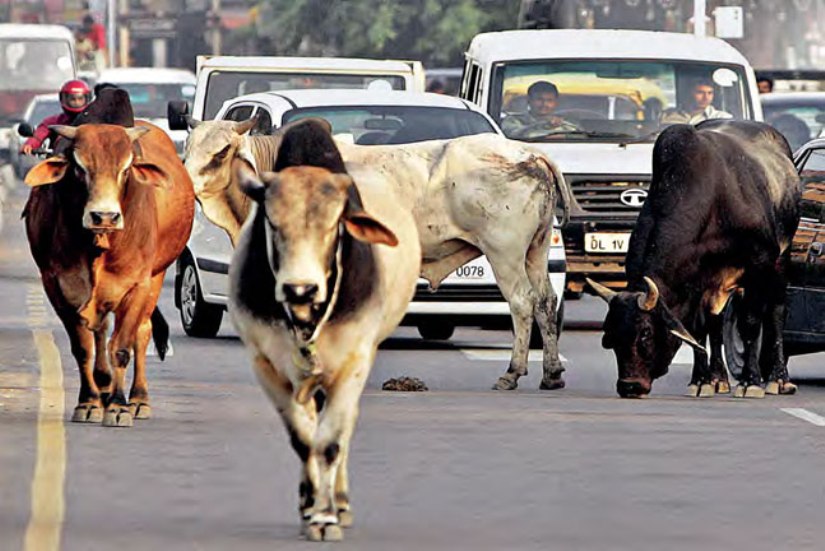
[282,106,496,145]
[492,60,750,142]
[204,71,407,119]
[115,82,196,119]
[763,99,825,152]
[0,39,74,91]
[29,99,61,123]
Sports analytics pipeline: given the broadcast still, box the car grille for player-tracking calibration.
[570,178,650,213]
[414,284,504,302]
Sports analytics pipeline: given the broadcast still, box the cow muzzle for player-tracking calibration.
[84,210,124,232]
[616,379,652,398]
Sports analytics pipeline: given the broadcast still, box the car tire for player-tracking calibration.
[417,321,455,340]
[178,255,223,338]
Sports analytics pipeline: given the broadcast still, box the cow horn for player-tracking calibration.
[638,276,659,311]
[49,125,78,140]
[125,126,151,143]
[184,115,201,129]
[234,115,259,135]
[586,278,616,303]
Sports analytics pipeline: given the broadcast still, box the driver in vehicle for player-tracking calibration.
[19,79,92,155]
[501,80,578,138]
[660,78,733,125]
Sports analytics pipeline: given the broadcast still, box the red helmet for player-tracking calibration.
[59,79,92,114]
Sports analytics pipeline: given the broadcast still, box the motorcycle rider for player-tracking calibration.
[19,79,92,155]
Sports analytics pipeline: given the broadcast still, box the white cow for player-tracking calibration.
[186,118,571,391]
[229,121,420,540]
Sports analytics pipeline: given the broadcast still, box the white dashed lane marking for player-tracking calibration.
[461,349,567,363]
[780,408,825,427]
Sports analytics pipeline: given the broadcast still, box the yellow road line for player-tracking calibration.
[24,287,66,551]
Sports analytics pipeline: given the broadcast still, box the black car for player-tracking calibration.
[724,137,825,374]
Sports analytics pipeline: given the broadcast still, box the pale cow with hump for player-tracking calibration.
[228,120,420,541]
[185,116,570,391]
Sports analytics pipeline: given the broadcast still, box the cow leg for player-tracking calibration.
[708,313,730,394]
[733,284,766,399]
[104,286,151,427]
[129,274,164,420]
[486,249,534,391]
[304,354,371,542]
[58,311,105,423]
[93,316,112,404]
[252,355,320,530]
[761,283,796,395]
[525,227,564,390]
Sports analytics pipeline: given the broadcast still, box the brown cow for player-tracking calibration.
[24,122,194,427]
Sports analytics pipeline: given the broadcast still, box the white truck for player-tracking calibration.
[461,29,762,294]
[168,56,425,127]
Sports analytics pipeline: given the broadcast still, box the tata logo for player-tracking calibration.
[620,188,648,208]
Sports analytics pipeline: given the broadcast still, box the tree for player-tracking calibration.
[253,0,519,67]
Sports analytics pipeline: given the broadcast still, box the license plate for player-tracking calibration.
[585,232,630,253]
[453,263,487,280]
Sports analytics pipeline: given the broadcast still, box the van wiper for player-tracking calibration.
[523,129,638,141]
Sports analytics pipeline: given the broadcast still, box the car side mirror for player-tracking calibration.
[17,122,34,137]
[168,100,191,131]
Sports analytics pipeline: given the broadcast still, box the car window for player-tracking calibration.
[492,60,749,143]
[251,108,272,135]
[763,102,823,152]
[282,105,496,145]
[106,82,195,119]
[29,100,61,124]
[203,71,407,120]
[224,105,255,122]
[800,148,825,175]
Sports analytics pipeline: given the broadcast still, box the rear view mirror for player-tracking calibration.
[168,100,191,131]
[17,123,34,138]
[364,118,402,131]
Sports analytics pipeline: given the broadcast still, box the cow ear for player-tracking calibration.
[662,307,707,357]
[344,211,399,247]
[130,162,167,186]
[238,166,269,203]
[125,126,151,143]
[25,156,69,187]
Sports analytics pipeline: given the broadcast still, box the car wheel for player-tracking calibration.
[178,256,223,338]
[417,321,455,340]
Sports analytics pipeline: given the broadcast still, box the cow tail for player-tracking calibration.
[537,156,571,228]
[151,307,170,361]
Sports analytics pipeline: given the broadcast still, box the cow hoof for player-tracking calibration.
[734,385,765,399]
[698,384,716,398]
[492,376,518,391]
[539,377,565,390]
[716,381,731,394]
[685,384,699,397]
[129,402,152,419]
[71,404,103,423]
[338,509,354,528]
[103,407,134,427]
[305,523,343,542]
[766,380,797,396]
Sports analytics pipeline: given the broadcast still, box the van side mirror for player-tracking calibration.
[17,123,34,138]
[168,100,191,131]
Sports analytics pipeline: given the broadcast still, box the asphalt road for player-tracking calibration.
[2,177,825,550]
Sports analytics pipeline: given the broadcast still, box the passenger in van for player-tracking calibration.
[20,79,92,155]
[660,78,733,125]
[501,80,578,138]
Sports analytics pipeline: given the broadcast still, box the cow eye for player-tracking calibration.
[213,145,231,161]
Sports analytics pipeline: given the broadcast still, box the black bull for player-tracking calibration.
[589,120,801,398]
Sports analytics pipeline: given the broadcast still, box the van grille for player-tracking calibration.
[570,179,650,213]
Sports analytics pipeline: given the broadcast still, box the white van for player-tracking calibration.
[462,29,762,294]
[172,56,425,125]
[0,24,76,160]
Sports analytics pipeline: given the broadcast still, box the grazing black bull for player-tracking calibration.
[588,120,801,399]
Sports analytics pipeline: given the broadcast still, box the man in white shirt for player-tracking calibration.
[661,79,733,125]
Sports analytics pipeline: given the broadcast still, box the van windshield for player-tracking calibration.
[204,71,406,119]
[115,83,196,119]
[492,60,750,142]
[0,39,74,91]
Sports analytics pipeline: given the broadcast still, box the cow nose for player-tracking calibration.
[282,283,319,304]
[616,379,651,398]
[90,211,121,227]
